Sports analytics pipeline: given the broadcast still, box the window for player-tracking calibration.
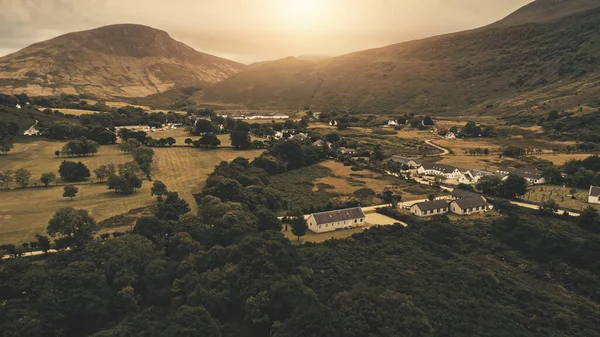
[354,219,357,224]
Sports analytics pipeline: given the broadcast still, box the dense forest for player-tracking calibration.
[2,152,600,336]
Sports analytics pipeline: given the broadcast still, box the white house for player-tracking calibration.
[307,207,366,233]
[15,104,21,109]
[450,197,493,216]
[417,162,464,180]
[329,120,338,126]
[410,200,449,217]
[589,186,600,204]
[313,112,322,119]
[459,169,494,185]
[387,120,398,127]
[23,126,40,136]
[445,132,456,140]
[499,168,546,185]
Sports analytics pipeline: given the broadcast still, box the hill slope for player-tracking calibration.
[203,1,600,115]
[0,24,245,98]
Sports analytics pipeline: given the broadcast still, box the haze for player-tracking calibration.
[1,0,532,63]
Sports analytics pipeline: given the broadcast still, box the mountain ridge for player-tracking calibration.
[0,24,245,98]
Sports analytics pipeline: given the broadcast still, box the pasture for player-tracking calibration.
[0,139,264,244]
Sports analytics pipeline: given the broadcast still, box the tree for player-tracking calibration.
[0,169,13,187]
[166,137,176,146]
[156,192,191,221]
[35,234,51,253]
[578,206,599,231]
[40,172,56,187]
[131,146,155,178]
[107,170,142,195]
[185,138,193,146]
[151,180,168,200]
[63,185,79,200]
[55,150,61,158]
[94,163,116,182]
[499,175,528,199]
[256,208,282,232]
[15,168,32,187]
[0,137,14,155]
[118,138,141,153]
[325,133,341,143]
[231,130,251,149]
[291,214,308,241]
[423,116,435,126]
[59,161,91,182]
[192,119,216,135]
[163,305,221,337]
[427,194,436,201]
[476,175,503,195]
[62,137,100,157]
[540,199,559,216]
[542,166,563,184]
[47,208,96,249]
[197,133,221,148]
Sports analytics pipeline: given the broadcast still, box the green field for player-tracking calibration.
[0,139,264,244]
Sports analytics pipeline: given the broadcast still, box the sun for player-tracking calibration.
[277,0,330,30]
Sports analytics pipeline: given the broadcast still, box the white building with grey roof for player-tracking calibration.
[306,207,366,233]
[589,186,600,204]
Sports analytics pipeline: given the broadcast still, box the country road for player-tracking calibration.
[425,140,451,156]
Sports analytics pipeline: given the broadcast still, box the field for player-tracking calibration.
[270,160,439,212]
[531,154,594,165]
[0,139,264,244]
[153,128,264,147]
[523,185,599,212]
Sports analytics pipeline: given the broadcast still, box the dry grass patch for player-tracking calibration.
[533,154,596,165]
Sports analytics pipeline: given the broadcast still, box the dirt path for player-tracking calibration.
[425,140,451,156]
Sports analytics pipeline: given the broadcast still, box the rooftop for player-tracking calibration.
[311,207,366,225]
[590,186,600,197]
[452,189,483,199]
[453,197,489,209]
[413,200,449,211]
[420,162,459,173]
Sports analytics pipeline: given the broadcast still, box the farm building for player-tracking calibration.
[410,200,449,217]
[445,132,456,139]
[390,156,422,169]
[589,186,600,204]
[387,120,398,127]
[459,169,495,185]
[452,189,486,202]
[417,162,464,180]
[450,197,492,215]
[306,207,367,233]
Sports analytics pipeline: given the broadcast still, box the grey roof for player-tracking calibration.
[590,186,600,197]
[420,162,459,174]
[390,156,422,165]
[453,197,489,209]
[413,200,449,211]
[311,207,365,225]
[510,168,542,180]
[469,169,494,177]
[452,189,483,199]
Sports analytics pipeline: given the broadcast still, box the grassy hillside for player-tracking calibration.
[203,3,600,116]
[0,24,245,99]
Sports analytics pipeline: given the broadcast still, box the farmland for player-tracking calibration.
[0,139,264,244]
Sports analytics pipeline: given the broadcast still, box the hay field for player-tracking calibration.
[0,139,264,244]
[156,129,264,147]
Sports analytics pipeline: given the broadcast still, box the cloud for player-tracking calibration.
[0,0,532,63]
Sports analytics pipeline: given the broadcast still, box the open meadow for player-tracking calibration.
[0,139,264,244]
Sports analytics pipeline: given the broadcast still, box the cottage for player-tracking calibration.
[410,200,449,217]
[505,168,546,185]
[306,207,366,233]
[589,186,600,204]
[459,169,494,185]
[417,162,464,180]
[445,132,456,140]
[387,120,398,127]
[15,104,21,109]
[452,189,486,202]
[450,197,492,215]
[313,112,322,119]
[329,120,338,126]
[23,126,40,136]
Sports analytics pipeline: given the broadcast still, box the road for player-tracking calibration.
[425,139,451,156]
[509,201,580,217]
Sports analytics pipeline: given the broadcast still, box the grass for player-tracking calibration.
[0,139,264,244]
[523,185,599,212]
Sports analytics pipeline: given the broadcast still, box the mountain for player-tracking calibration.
[0,24,245,98]
[492,0,600,27]
[202,0,600,116]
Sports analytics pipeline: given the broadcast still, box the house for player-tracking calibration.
[450,197,492,215]
[313,140,326,147]
[338,147,356,155]
[445,132,456,140]
[417,162,464,180]
[459,169,494,185]
[23,126,40,136]
[306,207,366,233]
[15,104,21,109]
[273,131,284,140]
[589,186,600,204]
[505,168,546,185]
[313,112,322,119]
[390,156,422,169]
[451,189,486,202]
[410,200,449,217]
[329,120,338,126]
[387,120,398,127]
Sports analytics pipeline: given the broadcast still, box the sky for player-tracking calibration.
[0,0,533,64]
